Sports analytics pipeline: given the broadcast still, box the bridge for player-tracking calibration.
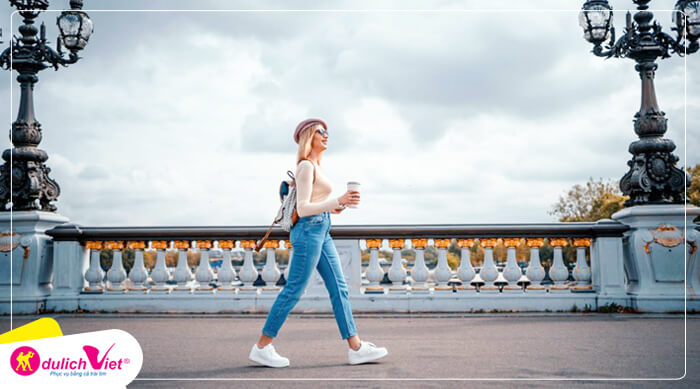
[1,206,698,315]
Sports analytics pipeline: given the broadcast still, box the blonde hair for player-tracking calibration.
[296,123,324,165]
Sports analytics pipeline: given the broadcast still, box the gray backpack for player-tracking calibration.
[276,170,298,232]
[255,161,316,251]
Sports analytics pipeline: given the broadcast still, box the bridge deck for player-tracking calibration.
[2,314,698,388]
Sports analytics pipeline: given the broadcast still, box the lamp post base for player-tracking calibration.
[0,210,70,314]
[613,204,700,312]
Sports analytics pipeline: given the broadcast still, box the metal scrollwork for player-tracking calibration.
[642,224,694,254]
[581,0,696,206]
[0,0,92,212]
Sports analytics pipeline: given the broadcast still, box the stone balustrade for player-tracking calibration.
[40,221,630,313]
[74,236,594,295]
[2,209,698,314]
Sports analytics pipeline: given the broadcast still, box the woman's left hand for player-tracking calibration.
[331,206,346,214]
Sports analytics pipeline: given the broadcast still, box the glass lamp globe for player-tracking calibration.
[674,0,700,41]
[579,0,614,43]
[57,10,93,51]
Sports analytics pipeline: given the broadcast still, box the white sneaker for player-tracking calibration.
[348,341,388,365]
[249,343,290,368]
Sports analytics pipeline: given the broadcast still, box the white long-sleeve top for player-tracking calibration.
[295,160,340,217]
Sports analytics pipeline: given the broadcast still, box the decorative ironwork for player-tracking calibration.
[456,238,474,248]
[85,240,102,250]
[411,238,428,249]
[388,238,405,249]
[366,239,382,248]
[173,240,190,249]
[579,0,697,206]
[218,240,235,249]
[502,238,521,247]
[103,240,123,250]
[240,240,256,249]
[150,240,168,250]
[126,240,146,249]
[526,238,545,247]
[0,0,93,212]
[479,238,498,248]
[572,238,592,247]
[262,239,278,249]
[643,223,685,253]
[549,238,569,247]
[196,240,213,249]
[0,230,21,251]
[433,238,451,248]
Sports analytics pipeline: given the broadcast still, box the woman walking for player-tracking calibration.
[249,118,388,368]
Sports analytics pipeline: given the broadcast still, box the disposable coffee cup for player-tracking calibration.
[346,181,360,208]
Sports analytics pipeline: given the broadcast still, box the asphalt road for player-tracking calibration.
[2,313,698,388]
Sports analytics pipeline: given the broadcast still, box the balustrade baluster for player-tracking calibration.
[502,238,523,293]
[238,240,259,293]
[217,240,237,292]
[262,240,281,293]
[364,239,384,294]
[84,241,104,293]
[172,240,193,293]
[209,244,224,286]
[549,238,570,293]
[388,239,408,292]
[456,239,476,292]
[410,238,429,293]
[195,240,214,292]
[127,241,148,292]
[149,240,171,293]
[525,238,546,293]
[105,241,126,292]
[479,238,499,293]
[433,239,452,292]
[572,238,593,292]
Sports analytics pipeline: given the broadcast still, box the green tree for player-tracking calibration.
[447,252,460,270]
[549,177,628,222]
[551,165,700,223]
[100,249,135,273]
[688,164,700,204]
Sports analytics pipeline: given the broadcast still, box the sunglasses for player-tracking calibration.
[315,128,329,137]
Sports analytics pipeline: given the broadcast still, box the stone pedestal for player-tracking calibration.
[612,204,700,312]
[302,239,361,298]
[0,211,70,314]
[46,237,88,312]
[591,220,629,307]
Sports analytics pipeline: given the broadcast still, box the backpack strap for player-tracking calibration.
[255,223,275,252]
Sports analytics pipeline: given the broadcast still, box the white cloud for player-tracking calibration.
[0,0,697,227]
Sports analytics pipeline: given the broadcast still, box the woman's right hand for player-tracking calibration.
[338,190,360,207]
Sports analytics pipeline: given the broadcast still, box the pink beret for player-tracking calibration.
[294,118,327,144]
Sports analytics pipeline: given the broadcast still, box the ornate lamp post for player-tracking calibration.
[0,0,93,212]
[579,0,698,206]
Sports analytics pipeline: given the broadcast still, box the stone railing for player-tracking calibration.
[2,205,698,314]
[42,220,629,313]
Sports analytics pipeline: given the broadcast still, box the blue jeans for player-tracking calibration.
[262,211,358,340]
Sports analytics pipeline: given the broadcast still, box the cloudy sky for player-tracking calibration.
[1,0,697,226]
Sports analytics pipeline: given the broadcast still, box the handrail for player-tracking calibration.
[46,220,628,242]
